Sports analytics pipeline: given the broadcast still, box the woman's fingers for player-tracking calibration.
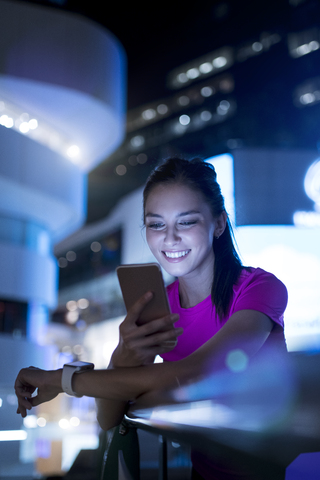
[124,324,183,352]
[121,313,182,350]
[15,367,62,417]
[138,313,180,334]
[125,292,154,325]
[113,293,181,367]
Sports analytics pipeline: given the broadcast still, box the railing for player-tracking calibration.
[100,351,320,480]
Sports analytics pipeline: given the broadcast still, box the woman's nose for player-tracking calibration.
[164,227,180,245]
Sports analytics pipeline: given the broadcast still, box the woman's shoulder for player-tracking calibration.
[236,266,287,298]
[239,266,284,283]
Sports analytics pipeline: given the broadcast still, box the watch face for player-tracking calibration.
[66,361,94,368]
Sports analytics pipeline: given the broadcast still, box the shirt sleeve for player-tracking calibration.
[231,268,288,328]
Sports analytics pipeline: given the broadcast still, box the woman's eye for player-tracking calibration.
[179,220,197,226]
[147,223,164,229]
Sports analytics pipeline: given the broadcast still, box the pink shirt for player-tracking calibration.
[161,267,288,479]
[162,267,288,362]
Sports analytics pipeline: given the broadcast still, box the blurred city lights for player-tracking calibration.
[130,135,145,148]
[304,159,320,206]
[73,344,84,356]
[217,100,231,115]
[128,155,137,166]
[29,118,38,129]
[294,158,320,226]
[66,251,77,262]
[19,122,30,134]
[157,104,169,114]
[58,257,68,268]
[186,67,200,79]
[137,153,148,164]
[37,417,47,427]
[168,47,233,89]
[78,298,89,309]
[200,111,212,122]
[179,114,190,126]
[178,95,190,106]
[201,86,214,97]
[293,41,320,57]
[177,73,188,84]
[59,419,70,429]
[226,349,249,372]
[213,56,227,68]
[142,108,156,120]
[66,311,79,324]
[66,145,80,158]
[115,164,127,176]
[90,241,101,252]
[70,417,80,427]
[0,114,14,128]
[252,42,263,52]
[66,300,77,311]
[199,62,213,74]
[0,430,27,441]
[23,415,38,429]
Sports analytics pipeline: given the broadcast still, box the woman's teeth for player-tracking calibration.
[164,250,190,258]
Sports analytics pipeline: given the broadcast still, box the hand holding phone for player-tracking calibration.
[116,263,171,325]
[113,263,181,367]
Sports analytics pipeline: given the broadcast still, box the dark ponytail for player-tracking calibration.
[143,157,243,318]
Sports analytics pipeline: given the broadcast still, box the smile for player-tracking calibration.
[163,250,190,258]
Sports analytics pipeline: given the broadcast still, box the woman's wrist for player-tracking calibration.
[53,368,63,393]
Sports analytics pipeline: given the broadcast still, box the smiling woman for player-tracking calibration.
[144,183,220,305]
[15,157,288,480]
[142,157,242,315]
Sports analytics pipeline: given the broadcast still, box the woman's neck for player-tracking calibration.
[178,270,213,308]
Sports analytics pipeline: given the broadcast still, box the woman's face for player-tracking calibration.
[144,183,223,280]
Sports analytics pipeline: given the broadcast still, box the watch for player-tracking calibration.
[61,361,94,397]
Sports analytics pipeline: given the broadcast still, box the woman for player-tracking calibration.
[15,157,288,479]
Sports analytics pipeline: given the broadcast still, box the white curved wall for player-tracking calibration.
[0,0,126,336]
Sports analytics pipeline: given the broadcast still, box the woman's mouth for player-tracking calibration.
[163,249,191,259]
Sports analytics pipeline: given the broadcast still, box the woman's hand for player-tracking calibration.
[111,292,183,367]
[15,366,63,417]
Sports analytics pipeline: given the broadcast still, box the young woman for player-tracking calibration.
[15,157,288,479]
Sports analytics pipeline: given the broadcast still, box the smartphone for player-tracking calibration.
[116,263,171,325]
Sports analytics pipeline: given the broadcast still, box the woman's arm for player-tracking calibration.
[96,292,182,430]
[15,309,273,418]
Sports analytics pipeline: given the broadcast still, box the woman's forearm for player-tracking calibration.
[73,361,189,402]
[15,309,273,420]
[75,311,272,402]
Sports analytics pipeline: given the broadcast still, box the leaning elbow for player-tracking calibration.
[96,412,122,431]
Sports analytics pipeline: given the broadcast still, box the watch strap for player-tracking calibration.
[61,364,83,397]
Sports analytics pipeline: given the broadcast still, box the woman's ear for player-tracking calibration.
[215,211,228,238]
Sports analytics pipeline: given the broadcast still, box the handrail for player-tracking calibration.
[101,351,320,479]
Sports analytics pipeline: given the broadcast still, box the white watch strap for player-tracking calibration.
[61,365,82,397]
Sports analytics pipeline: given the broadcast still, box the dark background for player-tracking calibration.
[17,0,320,223]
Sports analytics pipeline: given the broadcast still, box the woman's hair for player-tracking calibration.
[143,157,243,318]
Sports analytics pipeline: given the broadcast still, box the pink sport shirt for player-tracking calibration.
[161,267,288,480]
[161,267,288,362]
